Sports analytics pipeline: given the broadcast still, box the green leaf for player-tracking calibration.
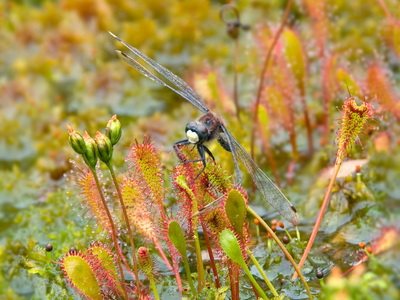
[283,28,306,93]
[225,189,247,236]
[62,255,102,300]
[219,229,245,267]
[257,104,270,140]
[336,68,362,97]
[168,221,187,257]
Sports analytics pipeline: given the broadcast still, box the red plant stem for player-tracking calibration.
[153,239,174,272]
[250,0,293,159]
[292,158,342,280]
[106,163,141,295]
[91,168,129,300]
[200,219,221,288]
[376,0,393,21]
[228,263,240,300]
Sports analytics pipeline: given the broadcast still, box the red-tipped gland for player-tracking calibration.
[366,246,372,253]
[282,236,290,244]
[271,219,278,226]
[271,225,277,232]
[95,131,113,164]
[106,115,122,146]
[254,219,259,225]
[359,242,366,249]
[137,247,153,277]
[67,125,86,155]
[355,165,361,173]
[278,221,285,229]
[83,132,98,169]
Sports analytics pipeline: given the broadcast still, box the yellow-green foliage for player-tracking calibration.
[62,254,102,300]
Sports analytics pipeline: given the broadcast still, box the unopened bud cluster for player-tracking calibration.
[67,115,122,169]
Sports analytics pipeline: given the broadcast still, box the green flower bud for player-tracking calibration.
[67,125,86,155]
[83,132,98,169]
[106,115,121,146]
[95,131,113,164]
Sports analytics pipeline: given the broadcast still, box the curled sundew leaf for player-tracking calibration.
[225,189,247,236]
[283,28,307,94]
[168,221,187,257]
[60,253,102,300]
[337,98,374,161]
[137,247,154,277]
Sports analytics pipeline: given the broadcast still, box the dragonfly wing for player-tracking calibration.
[224,130,300,226]
[116,51,196,105]
[110,32,209,114]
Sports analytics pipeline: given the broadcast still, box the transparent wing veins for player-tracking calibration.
[110,32,208,114]
[224,131,300,226]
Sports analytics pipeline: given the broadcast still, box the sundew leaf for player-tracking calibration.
[168,220,187,257]
[225,189,247,236]
[89,244,124,297]
[257,104,270,140]
[62,255,102,300]
[336,68,362,97]
[126,138,164,207]
[283,28,307,93]
[77,171,113,234]
[219,229,245,267]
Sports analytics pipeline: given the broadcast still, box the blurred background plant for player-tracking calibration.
[1,0,400,299]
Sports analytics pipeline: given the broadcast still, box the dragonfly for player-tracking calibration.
[109,32,300,226]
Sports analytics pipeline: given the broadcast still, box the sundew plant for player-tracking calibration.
[1,0,400,299]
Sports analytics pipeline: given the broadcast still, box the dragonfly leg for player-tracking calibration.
[174,140,217,182]
[203,145,216,163]
[192,144,207,182]
[173,139,192,162]
[174,140,208,182]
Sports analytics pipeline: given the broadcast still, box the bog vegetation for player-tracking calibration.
[0,0,399,299]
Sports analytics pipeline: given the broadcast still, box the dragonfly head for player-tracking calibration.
[185,121,208,144]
